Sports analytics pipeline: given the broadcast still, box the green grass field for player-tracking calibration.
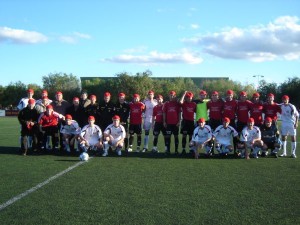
[0,117,299,225]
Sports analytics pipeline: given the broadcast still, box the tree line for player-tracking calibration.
[0,71,299,109]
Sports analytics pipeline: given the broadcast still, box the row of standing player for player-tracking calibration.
[17,88,298,158]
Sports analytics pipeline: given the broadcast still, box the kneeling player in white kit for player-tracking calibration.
[238,117,263,159]
[60,114,81,153]
[79,116,103,154]
[279,95,299,158]
[213,117,238,156]
[189,118,212,159]
[102,115,126,157]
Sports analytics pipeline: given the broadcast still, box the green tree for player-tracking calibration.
[279,77,300,107]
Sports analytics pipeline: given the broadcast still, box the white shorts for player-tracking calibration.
[143,120,153,131]
[281,124,296,136]
[87,138,99,146]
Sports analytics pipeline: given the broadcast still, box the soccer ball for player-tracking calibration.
[79,152,89,161]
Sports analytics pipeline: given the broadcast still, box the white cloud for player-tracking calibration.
[182,16,300,62]
[190,24,200,30]
[0,26,48,44]
[59,32,91,44]
[102,49,203,65]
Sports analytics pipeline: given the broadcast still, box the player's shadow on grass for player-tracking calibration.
[0,146,20,155]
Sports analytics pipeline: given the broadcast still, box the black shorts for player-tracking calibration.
[165,124,179,136]
[180,120,195,135]
[129,124,142,135]
[153,122,166,136]
[264,142,276,150]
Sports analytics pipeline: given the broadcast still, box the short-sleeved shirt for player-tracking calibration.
[191,125,212,143]
[129,102,145,125]
[163,100,181,125]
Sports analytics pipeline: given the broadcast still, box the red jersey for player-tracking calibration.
[250,101,264,125]
[153,104,164,123]
[163,100,181,125]
[223,100,238,120]
[207,100,224,120]
[129,102,145,125]
[237,100,252,123]
[263,102,281,121]
[181,101,196,121]
[38,112,59,127]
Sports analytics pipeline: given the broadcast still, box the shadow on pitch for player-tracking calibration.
[0,146,20,155]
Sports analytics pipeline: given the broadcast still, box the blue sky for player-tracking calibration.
[0,0,299,87]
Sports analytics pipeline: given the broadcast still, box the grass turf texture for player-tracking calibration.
[0,117,299,225]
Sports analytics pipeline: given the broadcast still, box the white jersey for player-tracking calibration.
[192,125,212,143]
[81,124,103,146]
[104,124,126,142]
[280,103,299,126]
[17,97,35,110]
[60,120,81,135]
[240,126,261,143]
[36,98,53,105]
[213,125,238,145]
[143,99,157,123]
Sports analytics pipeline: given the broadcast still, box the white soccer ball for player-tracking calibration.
[79,152,89,161]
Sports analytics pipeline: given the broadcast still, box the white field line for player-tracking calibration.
[0,159,91,212]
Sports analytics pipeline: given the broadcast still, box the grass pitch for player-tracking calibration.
[0,117,299,225]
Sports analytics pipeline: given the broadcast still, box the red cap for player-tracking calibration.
[28,99,35,104]
[56,91,62,95]
[268,93,274,97]
[240,91,247,96]
[42,96,49,100]
[133,94,140,98]
[169,90,176,95]
[199,90,207,95]
[185,92,194,98]
[46,105,53,110]
[248,117,254,123]
[118,92,125,97]
[226,90,234,95]
[223,117,230,123]
[148,90,154,95]
[198,118,205,123]
[282,95,289,100]
[73,97,79,102]
[253,92,260,97]
[112,115,120,120]
[27,89,34,93]
[88,116,95,121]
[156,94,163,99]
[212,91,219,95]
[104,92,111,97]
[89,95,96,100]
[42,90,48,95]
[265,117,272,123]
[65,114,72,120]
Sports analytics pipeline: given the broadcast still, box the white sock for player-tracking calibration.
[291,142,296,155]
[282,141,287,155]
[144,135,149,149]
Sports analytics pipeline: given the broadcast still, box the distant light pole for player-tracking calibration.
[253,75,264,90]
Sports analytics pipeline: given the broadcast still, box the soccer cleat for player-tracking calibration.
[291,154,297,158]
[142,148,148,153]
[102,152,108,157]
[127,147,133,152]
[181,150,186,155]
[279,153,287,157]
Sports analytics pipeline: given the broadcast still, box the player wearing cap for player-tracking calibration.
[163,90,181,155]
[193,90,209,122]
[38,105,64,153]
[60,114,81,153]
[250,92,264,127]
[142,90,158,152]
[260,117,281,157]
[236,91,253,133]
[179,91,196,155]
[36,90,52,105]
[80,90,91,108]
[66,97,86,128]
[17,98,40,155]
[79,116,103,154]
[223,89,238,154]
[85,95,100,125]
[152,94,166,153]
[17,88,35,110]
[213,117,238,156]
[98,92,115,132]
[128,94,145,152]
[35,96,51,114]
[114,92,130,152]
[263,93,281,127]
[238,118,263,159]
[102,115,126,156]
[279,95,299,158]
[189,118,212,159]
